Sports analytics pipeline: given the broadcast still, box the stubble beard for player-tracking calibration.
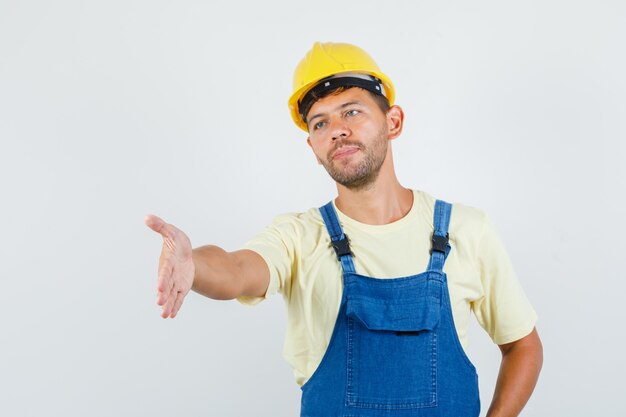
[321,125,389,191]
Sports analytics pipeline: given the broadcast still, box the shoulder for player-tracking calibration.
[450,202,489,238]
[412,190,491,261]
[253,206,327,245]
[266,207,325,230]
[414,189,488,236]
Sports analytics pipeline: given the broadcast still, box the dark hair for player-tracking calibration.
[301,86,391,129]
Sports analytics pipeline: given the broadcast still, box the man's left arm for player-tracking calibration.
[486,327,543,417]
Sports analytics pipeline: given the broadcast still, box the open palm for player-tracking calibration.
[144,214,195,318]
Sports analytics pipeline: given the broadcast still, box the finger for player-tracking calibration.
[170,291,185,318]
[161,289,176,318]
[156,261,174,306]
[144,214,165,231]
[144,214,176,240]
[162,275,180,317]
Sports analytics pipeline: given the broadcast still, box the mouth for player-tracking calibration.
[331,146,360,161]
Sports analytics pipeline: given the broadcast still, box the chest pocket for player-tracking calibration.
[345,275,442,410]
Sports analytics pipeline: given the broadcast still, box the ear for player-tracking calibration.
[386,105,404,140]
[307,137,323,165]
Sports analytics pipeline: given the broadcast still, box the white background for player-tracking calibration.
[1,0,624,416]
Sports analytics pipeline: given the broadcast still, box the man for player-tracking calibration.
[145,42,543,417]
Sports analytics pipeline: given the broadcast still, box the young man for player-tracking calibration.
[145,42,543,417]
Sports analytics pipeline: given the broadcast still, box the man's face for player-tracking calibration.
[306,88,390,190]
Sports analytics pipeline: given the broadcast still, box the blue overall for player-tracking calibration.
[300,200,480,417]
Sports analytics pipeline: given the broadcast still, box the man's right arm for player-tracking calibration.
[145,214,269,318]
[191,246,270,300]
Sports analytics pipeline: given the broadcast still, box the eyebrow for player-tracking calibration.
[307,101,364,125]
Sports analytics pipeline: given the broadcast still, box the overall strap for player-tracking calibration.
[319,202,356,274]
[427,200,453,272]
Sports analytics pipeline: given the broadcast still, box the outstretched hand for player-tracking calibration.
[144,214,195,318]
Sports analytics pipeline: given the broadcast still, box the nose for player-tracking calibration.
[330,118,350,141]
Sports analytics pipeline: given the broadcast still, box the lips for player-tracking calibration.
[331,146,360,161]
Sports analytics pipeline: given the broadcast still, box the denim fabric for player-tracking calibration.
[300,200,480,417]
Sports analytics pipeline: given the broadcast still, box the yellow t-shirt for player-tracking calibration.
[239,190,537,387]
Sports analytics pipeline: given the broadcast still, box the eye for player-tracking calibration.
[346,109,360,117]
[312,120,326,130]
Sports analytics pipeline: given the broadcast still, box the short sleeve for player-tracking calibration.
[472,214,538,345]
[236,214,297,306]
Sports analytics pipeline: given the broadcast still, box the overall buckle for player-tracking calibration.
[332,235,352,259]
[431,233,449,254]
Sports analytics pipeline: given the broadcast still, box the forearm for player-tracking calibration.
[191,245,269,300]
[486,328,543,417]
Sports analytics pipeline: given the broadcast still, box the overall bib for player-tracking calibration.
[300,200,480,417]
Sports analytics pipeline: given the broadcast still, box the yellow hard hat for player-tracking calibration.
[288,42,396,132]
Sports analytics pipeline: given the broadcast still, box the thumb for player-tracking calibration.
[144,214,171,238]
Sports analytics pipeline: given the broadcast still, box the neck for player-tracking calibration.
[334,150,413,225]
